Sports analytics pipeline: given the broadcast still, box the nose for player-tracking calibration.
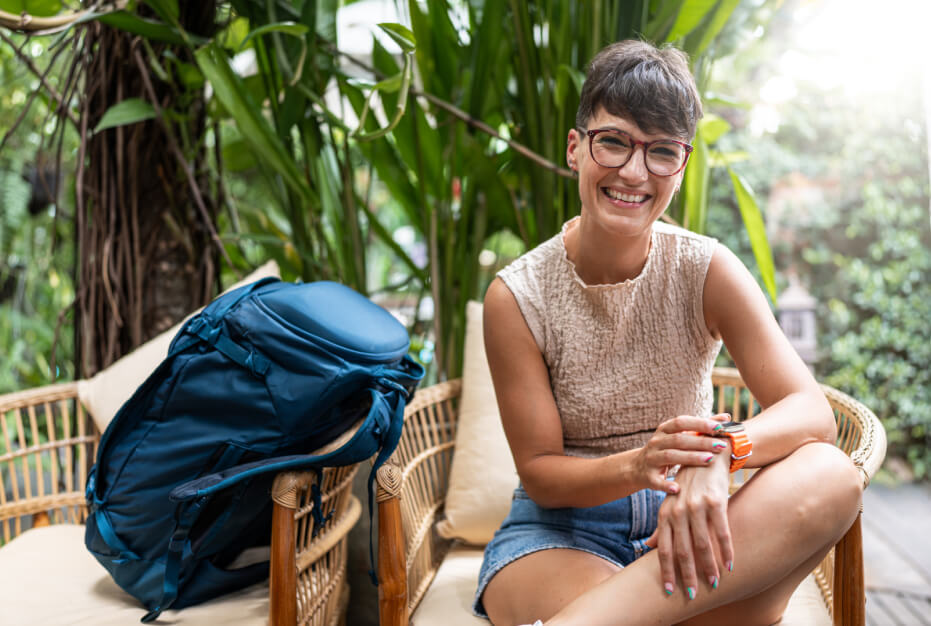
[619,146,649,182]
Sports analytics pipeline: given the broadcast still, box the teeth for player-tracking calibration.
[604,188,647,203]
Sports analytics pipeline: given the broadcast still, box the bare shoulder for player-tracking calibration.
[702,243,772,341]
[703,244,821,406]
[483,277,540,364]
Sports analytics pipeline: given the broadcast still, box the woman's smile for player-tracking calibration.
[601,185,652,208]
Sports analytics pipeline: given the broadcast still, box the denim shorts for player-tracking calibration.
[472,484,666,619]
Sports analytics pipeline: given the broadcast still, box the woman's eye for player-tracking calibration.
[598,135,630,148]
[650,146,680,159]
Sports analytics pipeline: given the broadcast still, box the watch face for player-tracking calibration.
[719,421,744,433]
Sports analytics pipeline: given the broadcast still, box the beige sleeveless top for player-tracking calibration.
[497,217,723,458]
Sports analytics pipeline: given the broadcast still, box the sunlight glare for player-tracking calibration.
[793,0,931,97]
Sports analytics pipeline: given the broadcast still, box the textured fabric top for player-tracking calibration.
[497,217,723,458]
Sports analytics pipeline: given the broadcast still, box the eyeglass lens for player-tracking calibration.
[590,131,686,176]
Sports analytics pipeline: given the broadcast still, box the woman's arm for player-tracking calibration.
[648,244,838,599]
[483,278,726,508]
[703,244,836,459]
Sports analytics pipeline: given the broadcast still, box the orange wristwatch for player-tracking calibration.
[712,421,752,472]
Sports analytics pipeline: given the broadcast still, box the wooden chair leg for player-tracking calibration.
[270,499,297,626]
[833,512,865,626]
[377,464,407,626]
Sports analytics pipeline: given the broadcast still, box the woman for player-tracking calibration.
[476,40,861,626]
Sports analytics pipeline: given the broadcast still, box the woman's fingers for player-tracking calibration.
[656,449,724,468]
[709,498,734,575]
[671,504,699,600]
[687,506,720,591]
[659,414,729,435]
[654,517,676,596]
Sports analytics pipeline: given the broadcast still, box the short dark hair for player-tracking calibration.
[575,40,702,141]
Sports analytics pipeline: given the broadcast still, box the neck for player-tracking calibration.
[565,215,652,285]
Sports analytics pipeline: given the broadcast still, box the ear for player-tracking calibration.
[567,128,582,171]
[675,169,686,192]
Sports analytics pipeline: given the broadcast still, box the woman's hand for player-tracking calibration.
[634,414,731,494]
[644,447,733,600]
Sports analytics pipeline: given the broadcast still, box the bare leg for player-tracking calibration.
[541,442,863,625]
[483,549,621,626]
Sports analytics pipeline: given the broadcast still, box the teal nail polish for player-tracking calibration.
[726,561,733,572]
[664,582,674,595]
[704,454,714,463]
[712,441,727,450]
[687,587,696,600]
[713,424,723,432]
[709,576,718,589]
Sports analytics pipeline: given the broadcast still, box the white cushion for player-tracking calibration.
[411,545,831,625]
[436,301,519,546]
[412,546,486,625]
[78,261,280,434]
[0,525,269,625]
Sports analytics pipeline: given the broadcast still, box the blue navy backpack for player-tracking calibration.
[84,278,424,622]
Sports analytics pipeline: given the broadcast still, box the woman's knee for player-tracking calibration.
[792,443,862,528]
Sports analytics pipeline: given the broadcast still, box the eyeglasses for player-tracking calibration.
[584,128,693,177]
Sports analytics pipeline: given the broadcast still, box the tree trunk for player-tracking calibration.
[75,2,218,376]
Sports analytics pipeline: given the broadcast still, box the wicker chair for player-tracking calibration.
[375,367,887,626]
[0,382,360,626]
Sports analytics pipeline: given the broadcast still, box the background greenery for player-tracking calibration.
[2,0,930,481]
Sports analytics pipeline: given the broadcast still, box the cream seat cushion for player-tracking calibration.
[0,524,269,625]
[411,545,832,625]
[77,261,280,434]
[436,301,519,545]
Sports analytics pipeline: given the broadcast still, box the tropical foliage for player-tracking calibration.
[0,33,77,391]
[704,24,931,477]
[2,0,780,391]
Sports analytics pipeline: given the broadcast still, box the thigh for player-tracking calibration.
[483,548,621,626]
[677,442,860,626]
[674,549,825,626]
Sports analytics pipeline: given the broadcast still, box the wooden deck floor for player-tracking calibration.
[862,481,931,625]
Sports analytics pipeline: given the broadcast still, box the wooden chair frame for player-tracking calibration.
[375,367,887,626]
[0,382,360,626]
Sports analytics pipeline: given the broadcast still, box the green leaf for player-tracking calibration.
[703,92,750,109]
[371,72,403,94]
[727,167,777,302]
[195,43,315,206]
[0,0,61,17]
[683,134,709,234]
[698,114,730,145]
[690,0,741,57]
[93,11,191,46]
[220,138,257,172]
[93,98,156,134]
[377,22,416,52]
[644,0,685,41]
[707,150,748,167]
[220,17,251,51]
[238,21,309,52]
[555,64,585,104]
[666,0,717,41]
[143,0,178,23]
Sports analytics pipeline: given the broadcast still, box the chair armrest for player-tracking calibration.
[0,382,99,541]
[711,366,886,626]
[376,379,462,625]
[269,465,360,626]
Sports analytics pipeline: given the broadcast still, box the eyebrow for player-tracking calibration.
[590,126,682,142]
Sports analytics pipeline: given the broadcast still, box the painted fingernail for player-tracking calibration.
[713,424,723,431]
[664,582,674,595]
[704,454,714,463]
[709,575,718,589]
[687,587,696,600]
[712,441,727,450]
[726,561,733,572]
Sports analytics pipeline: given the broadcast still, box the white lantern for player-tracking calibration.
[777,278,817,366]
